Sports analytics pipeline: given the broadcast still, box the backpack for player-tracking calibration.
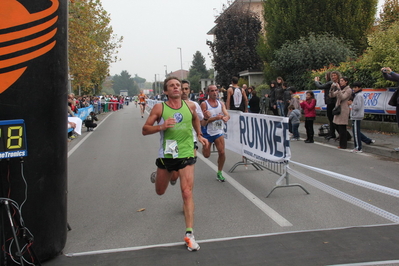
[318,124,329,136]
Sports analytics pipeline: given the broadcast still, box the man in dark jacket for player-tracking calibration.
[248,90,260,113]
[314,71,340,139]
[381,67,399,151]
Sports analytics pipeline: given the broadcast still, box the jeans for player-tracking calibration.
[292,123,300,139]
[277,100,285,117]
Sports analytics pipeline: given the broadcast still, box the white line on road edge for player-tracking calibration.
[196,153,293,227]
[68,113,113,158]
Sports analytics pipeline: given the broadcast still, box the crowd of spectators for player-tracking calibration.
[67,93,131,140]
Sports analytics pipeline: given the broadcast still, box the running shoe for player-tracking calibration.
[184,233,200,251]
[351,148,363,153]
[216,172,225,182]
[150,172,156,183]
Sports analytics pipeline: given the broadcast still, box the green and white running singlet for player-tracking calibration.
[158,101,194,159]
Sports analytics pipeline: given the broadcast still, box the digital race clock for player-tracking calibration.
[0,119,28,159]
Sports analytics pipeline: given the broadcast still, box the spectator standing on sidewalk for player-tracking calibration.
[288,105,301,141]
[266,81,278,115]
[381,67,399,151]
[300,91,317,143]
[226,76,248,112]
[314,71,338,140]
[273,77,285,116]
[330,77,352,149]
[248,89,260,113]
[348,82,375,153]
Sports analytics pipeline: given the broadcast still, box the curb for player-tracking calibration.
[300,132,399,160]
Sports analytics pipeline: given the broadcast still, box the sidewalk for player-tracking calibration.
[298,122,399,160]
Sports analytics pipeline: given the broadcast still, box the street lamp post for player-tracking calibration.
[154,74,157,95]
[157,74,160,95]
[177,47,183,80]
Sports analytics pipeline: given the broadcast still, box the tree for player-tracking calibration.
[69,0,123,95]
[187,51,209,91]
[263,0,377,56]
[112,70,139,96]
[379,0,399,30]
[208,4,263,88]
[271,33,356,89]
[358,20,399,87]
[132,74,146,88]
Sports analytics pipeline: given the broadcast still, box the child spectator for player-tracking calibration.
[300,91,317,143]
[288,105,301,140]
[348,82,375,153]
[85,111,98,131]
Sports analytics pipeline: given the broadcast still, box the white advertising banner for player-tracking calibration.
[224,111,242,154]
[296,88,397,115]
[225,111,291,163]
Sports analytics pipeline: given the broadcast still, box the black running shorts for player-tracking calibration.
[156,157,197,172]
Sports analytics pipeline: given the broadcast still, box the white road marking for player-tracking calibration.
[197,153,293,227]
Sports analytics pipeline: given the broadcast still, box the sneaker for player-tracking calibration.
[370,139,375,144]
[184,233,200,251]
[290,138,298,141]
[351,148,363,153]
[394,147,399,152]
[170,179,177,186]
[216,172,225,182]
[150,172,156,183]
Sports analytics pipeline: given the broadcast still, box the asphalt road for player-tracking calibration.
[53,103,399,260]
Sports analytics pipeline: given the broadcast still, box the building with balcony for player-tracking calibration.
[207,0,265,86]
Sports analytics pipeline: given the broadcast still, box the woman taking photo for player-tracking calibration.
[330,76,352,149]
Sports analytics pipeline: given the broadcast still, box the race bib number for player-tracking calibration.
[164,140,178,158]
[210,120,223,131]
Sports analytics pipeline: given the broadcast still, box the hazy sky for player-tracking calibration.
[100,0,227,82]
[101,0,386,83]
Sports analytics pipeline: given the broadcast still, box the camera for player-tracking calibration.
[382,68,389,73]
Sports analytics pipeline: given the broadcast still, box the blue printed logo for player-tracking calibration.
[174,113,183,123]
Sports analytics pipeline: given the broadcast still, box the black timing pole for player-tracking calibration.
[0,0,68,262]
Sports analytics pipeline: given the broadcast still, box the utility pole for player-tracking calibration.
[177,47,183,80]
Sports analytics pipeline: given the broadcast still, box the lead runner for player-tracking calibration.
[142,76,208,251]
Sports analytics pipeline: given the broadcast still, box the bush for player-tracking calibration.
[271,32,356,90]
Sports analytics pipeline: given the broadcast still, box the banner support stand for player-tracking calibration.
[265,163,310,198]
[229,156,265,172]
